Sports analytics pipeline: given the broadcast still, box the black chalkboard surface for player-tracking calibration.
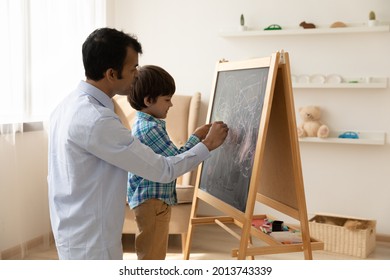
[199,67,270,212]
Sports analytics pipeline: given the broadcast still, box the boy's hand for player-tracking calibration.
[193,124,212,140]
[202,121,229,151]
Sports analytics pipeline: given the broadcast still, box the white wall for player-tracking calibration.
[112,0,390,234]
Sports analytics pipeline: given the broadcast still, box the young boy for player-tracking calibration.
[127,65,211,260]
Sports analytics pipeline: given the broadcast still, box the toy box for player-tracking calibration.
[309,213,376,258]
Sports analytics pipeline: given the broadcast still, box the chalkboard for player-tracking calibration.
[186,52,317,260]
[199,67,270,212]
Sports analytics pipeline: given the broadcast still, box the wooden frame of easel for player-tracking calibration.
[184,51,323,260]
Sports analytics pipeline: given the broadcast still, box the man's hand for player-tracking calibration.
[193,124,212,140]
[202,121,229,151]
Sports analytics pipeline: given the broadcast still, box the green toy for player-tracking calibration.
[264,24,282,31]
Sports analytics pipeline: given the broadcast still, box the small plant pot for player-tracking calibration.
[368,19,377,27]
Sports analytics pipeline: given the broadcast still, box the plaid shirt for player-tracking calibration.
[127,111,201,209]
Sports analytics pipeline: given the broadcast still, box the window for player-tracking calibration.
[0,0,106,125]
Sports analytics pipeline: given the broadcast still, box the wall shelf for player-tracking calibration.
[293,77,388,89]
[298,130,386,145]
[219,24,390,37]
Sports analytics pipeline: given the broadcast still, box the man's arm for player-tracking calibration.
[87,118,228,184]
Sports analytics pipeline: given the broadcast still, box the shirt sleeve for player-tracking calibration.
[86,116,210,184]
[137,124,200,157]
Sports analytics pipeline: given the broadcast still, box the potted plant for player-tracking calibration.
[240,14,247,31]
[368,11,377,27]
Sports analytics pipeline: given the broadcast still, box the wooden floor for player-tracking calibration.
[22,224,390,260]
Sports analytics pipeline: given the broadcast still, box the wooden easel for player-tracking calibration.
[184,51,323,260]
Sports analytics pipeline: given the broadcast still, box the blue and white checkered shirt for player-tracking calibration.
[127,111,200,208]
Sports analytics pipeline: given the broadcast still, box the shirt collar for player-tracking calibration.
[136,111,166,127]
[77,80,114,111]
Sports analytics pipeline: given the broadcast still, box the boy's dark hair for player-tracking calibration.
[128,65,176,110]
[82,28,142,81]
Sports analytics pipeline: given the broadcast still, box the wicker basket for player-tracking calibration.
[309,214,376,258]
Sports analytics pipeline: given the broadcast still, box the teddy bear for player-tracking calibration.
[297,105,329,138]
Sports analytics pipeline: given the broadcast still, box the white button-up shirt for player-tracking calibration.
[48,81,209,259]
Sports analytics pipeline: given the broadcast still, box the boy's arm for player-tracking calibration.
[137,121,228,156]
[177,134,201,153]
[139,124,185,157]
[174,123,212,153]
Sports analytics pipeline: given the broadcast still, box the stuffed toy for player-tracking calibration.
[297,105,329,138]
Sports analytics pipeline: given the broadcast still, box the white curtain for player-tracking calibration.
[0,0,106,143]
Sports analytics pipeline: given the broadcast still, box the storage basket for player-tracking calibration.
[309,213,376,258]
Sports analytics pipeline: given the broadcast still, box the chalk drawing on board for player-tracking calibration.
[199,67,269,212]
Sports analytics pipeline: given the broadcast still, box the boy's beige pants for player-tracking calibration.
[133,198,171,260]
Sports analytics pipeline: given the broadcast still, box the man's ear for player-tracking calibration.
[105,68,117,81]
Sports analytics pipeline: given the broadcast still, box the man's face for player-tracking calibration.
[113,47,139,96]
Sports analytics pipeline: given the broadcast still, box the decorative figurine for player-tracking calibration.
[299,21,316,29]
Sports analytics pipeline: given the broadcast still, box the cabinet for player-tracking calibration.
[219,24,390,38]
[219,24,389,146]
[298,130,386,145]
[292,77,387,89]
[294,77,387,145]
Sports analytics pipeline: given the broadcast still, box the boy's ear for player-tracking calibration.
[144,97,152,107]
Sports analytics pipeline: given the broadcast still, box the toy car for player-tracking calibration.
[264,24,282,31]
[338,131,359,139]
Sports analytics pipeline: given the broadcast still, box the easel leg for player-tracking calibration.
[237,222,252,260]
[248,236,255,260]
[301,232,313,260]
[181,232,187,257]
[183,223,194,260]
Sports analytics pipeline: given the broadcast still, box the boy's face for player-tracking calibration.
[143,95,173,119]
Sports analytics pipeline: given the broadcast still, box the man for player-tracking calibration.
[48,28,228,260]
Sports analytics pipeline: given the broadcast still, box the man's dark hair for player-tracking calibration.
[82,28,142,81]
[128,65,176,110]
